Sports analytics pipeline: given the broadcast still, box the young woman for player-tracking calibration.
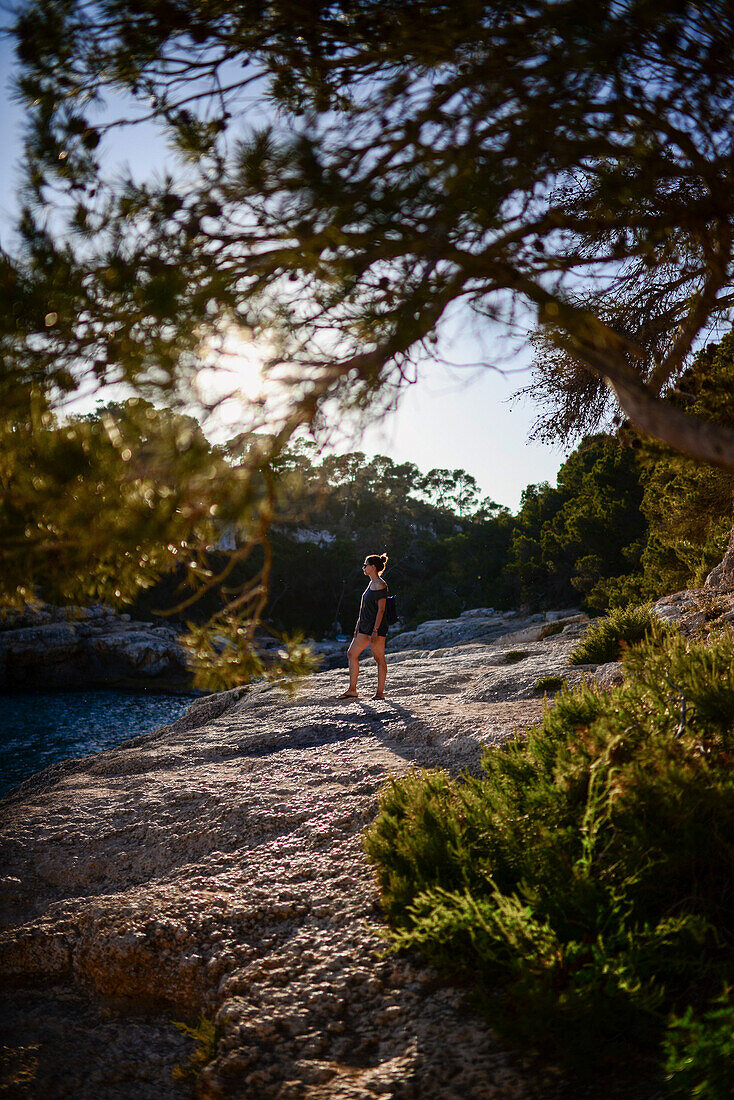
[340,552,390,700]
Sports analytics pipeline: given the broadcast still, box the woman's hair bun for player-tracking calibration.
[366,552,389,574]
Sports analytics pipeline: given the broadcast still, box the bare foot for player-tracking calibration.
[371,692,385,700]
[339,691,359,699]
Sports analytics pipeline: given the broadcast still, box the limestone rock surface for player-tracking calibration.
[652,587,734,637]
[593,662,624,689]
[1,623,595,1098]
[388,608,586,652]
[0,605,190,692]
[705,525,734,590]
[649,526,734,637]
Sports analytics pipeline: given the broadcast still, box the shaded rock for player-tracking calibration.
[545,608,584,622]
[561,619,591,637]
[540,614,588,638]
[494,623,546,646]
[0,987,191,1099]
[0,605,190,692]
[705,525,734,590]
[594,662,624,689]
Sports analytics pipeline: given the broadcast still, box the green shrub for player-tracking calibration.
[365,626,734,1077]
[172,1016,219,1080]
[569,603,663,664]
[503,649,528,663]
[663,991,734,1099]
[534,675,565,694]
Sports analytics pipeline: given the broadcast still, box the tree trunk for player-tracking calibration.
[609,377,734,471]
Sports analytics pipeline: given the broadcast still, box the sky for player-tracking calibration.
[0,33,567,511]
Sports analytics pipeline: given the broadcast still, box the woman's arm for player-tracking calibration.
[371,596,386,638]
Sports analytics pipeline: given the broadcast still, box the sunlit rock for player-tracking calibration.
[0,610,594,1097]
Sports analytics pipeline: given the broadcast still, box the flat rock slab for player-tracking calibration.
[0,634,586,1098]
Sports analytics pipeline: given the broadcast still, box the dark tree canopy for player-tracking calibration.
[5,0,734,680]
[11,0,734,449]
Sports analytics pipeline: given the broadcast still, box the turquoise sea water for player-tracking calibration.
[0,691,196,797]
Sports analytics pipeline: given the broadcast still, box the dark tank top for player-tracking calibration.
[358,584,389,635]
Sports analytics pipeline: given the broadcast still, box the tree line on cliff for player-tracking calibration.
[266,332,734,635]
[507,329,734,615]
[126,333,734,639]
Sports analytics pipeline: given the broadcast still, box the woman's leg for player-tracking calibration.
[370,635,387,698]
[344,633,371,696]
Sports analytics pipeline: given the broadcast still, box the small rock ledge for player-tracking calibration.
[652,586,734,637]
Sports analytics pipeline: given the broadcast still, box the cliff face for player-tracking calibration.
[0,614,591,1098]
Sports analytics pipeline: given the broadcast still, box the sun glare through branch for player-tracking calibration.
[194,324,282,435]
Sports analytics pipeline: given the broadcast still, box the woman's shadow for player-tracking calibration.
[348,697,439,763]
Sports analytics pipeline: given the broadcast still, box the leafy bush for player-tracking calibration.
[364,626,734,1078]
[569,603,662,664]
[503,649,528,663]
[534,675,566,694]
[663,991,734,1099]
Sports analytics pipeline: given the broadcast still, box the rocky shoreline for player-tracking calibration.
[1,609,594,1099]
[0,602,586,692]
[0,605,190,693]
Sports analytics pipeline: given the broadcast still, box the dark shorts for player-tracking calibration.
[357,620,388,638]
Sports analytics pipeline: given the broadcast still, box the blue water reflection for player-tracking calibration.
[0,690,196,797]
